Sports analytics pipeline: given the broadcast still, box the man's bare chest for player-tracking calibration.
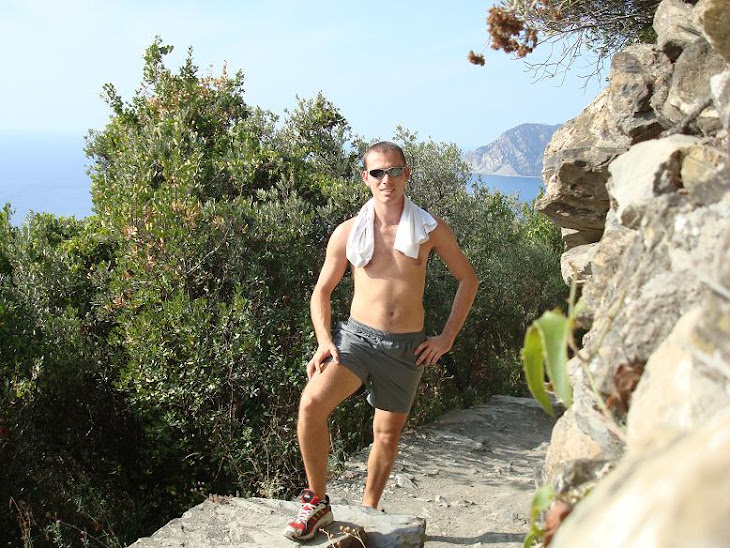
[366,228,428,275]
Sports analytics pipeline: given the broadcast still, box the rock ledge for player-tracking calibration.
[130,497,426,548]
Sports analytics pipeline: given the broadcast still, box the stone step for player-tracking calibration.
[130,497,426,548]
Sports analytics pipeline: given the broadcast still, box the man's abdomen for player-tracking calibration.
[350,282,425,333]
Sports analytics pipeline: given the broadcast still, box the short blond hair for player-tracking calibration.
[363,141,407,169]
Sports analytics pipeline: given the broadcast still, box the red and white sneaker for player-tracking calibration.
[283,489,334,541]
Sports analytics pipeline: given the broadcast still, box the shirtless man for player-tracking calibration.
[284,141,479,541]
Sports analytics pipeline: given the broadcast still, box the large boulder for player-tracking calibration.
[695,0,730,62]
[536,88,624,238]
[544,129,729,548]
[653,0,703,60]
[543,359,625,484]
[537,43,676,249]
[550,409,730,548]
[606,134,700,228]
[580,133,728,370]
[537,2,730,545]
[661,39,727,135]
[129,498,427,548]
[581,194,729,396]
[627,306,730,453]
[536,0,728,254]
[607,45,673,142]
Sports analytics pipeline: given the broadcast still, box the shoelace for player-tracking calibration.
[295,502,316,523]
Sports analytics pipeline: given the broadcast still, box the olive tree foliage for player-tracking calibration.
[0,209,132,546]
[86,37,371,525]
[469,0,660,79]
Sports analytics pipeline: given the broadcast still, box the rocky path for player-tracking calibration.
[131,395,554,547]
[327,395,555,547]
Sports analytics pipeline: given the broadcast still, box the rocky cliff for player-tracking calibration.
[534,0,730,546]
[464,123,561,176]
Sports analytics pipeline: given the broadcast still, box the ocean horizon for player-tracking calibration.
[469,173,543,203]
[1,135,544,226]
[1,134,93,225]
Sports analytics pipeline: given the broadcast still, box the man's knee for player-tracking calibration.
[298,364,362,424]
[298,382,345,424]
[372,424,403,452]
[298,390,327,422]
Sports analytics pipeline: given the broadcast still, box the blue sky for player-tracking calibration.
[1,0,603,149]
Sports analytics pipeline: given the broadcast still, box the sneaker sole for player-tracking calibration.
[283,511,334,541]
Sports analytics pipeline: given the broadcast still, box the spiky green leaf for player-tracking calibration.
[522,324,554,416]
[535,309,573,407]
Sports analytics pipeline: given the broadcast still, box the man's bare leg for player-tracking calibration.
[298,362,363,499]
[362,408,409,508]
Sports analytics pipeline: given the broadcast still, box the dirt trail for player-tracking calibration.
[327,395,555,548]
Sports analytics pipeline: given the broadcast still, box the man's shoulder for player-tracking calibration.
[427,214,462,253]
[429,212,445,227]
[326,218,357,251]
[427,214,451,238]
[331,217,357,238]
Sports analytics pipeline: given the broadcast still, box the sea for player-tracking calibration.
[1,134,93,225]
[1,135,544,226]
[469,173,543,203]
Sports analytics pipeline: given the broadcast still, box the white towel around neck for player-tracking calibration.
[345,196,438,268]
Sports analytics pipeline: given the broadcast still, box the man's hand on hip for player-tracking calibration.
[414,334,453,366]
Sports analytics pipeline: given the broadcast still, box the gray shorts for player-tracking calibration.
[333,317,426,414]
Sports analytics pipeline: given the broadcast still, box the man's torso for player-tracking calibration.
[347,217,435,333]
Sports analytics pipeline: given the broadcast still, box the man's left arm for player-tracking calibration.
[415,219,479,366]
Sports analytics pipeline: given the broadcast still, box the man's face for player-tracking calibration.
[362,150,410,204]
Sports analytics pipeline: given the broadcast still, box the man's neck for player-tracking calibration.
[373,196,405,227]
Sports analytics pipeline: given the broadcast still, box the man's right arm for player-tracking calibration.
[307,222,350,379]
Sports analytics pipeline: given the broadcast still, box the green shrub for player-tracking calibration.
[0,213,136,546]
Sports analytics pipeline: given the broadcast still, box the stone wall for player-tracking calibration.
[535,0,730,546]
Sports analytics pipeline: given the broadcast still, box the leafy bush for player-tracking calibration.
[84,38,369,534]
[0,212,136,546]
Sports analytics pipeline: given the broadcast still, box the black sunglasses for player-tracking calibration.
[368,166,406,179]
